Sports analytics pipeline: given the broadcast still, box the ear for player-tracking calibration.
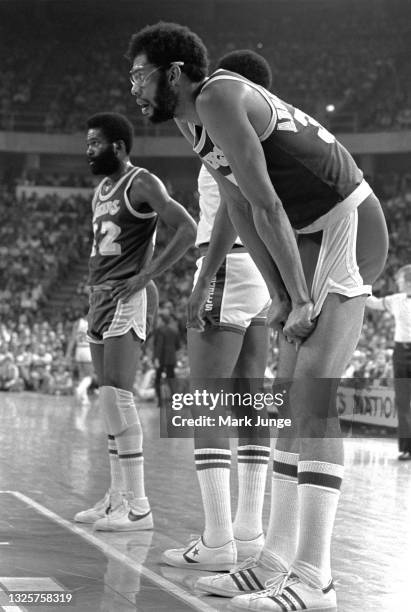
[112,141,124,155]
[168,62,183,85]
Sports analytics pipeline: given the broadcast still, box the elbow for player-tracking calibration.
[251,198,283,225]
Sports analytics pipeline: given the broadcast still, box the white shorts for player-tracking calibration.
[74,346,92,363]
[194,251,271,334]
[298,193,388,318]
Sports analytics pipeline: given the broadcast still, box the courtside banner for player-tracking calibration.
[158,377,399,438]
[337,381,397,428]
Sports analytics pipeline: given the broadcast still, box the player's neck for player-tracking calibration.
[105,160,133,185]
[174,79,207,124]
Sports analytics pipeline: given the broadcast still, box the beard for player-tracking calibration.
[149,72,178,124]
[89,147,121,176]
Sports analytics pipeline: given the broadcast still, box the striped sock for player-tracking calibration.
[107,434,124,492]
[291,460,344,588]
[260,450,299,572]
[195,448,233,547]
[233,445,271,540]
[114,395,148,511]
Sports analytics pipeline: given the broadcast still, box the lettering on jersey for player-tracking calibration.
[194,128,238,185]
[93,199,121,221]
[290,107,335,143]
[203,145,230,170]
[204,277,216,312]
[276,107,297,132]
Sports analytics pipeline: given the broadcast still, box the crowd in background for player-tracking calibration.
[1,0,411,134]
[1,167,410,395]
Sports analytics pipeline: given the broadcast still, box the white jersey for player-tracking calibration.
[368,293,411,342]
[196,165,242,247]
[74,318,92,362]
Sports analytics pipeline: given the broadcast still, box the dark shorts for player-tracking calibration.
[87,281,158,344]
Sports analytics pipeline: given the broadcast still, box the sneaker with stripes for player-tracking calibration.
[230,572,337,611]
[195,557,272,597]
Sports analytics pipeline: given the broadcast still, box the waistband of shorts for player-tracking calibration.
[88,283,114,293]
[297,180,373,234]
[198,242,248,256]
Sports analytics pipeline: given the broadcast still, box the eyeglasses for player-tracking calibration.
[129,61,184,87]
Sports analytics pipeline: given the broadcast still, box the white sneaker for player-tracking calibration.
[236,533,265,561]
[162,536,236,571]
[74,490,123,523]
[93,495,153,532]
[196,557,272,597]
[230,572,337,611]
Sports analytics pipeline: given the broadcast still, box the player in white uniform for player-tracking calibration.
[67,314,94,406]
[366,264,411,459]
[162,51,272,571]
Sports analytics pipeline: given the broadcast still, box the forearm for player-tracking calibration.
[196,198,237,283]
[226,197,287,298]
[252,203,309,305]
[142,223,196,279]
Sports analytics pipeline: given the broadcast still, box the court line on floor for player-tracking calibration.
[0,587,25,612]
[0,491,217,612]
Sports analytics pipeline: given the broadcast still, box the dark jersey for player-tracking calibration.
[192,70,364,230]
[88,166,157,285]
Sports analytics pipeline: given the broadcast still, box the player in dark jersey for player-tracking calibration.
[126,24,388,611]
[73,112,196,532]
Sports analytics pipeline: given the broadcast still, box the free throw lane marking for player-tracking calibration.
[0,491,218,612]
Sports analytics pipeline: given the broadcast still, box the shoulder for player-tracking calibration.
[196,78,245,114]
[129,169,165,202]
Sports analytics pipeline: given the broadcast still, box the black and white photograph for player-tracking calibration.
[0,1,410,610]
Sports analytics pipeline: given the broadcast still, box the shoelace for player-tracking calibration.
[185,534,201,548]
[261,571,297,597]
[230,556,258,574]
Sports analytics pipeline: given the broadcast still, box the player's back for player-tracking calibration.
[195,70,367,230]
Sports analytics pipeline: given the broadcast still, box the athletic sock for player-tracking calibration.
[291,460,344,589]
[114,390,149,512]
[107,434,124,492]
[194,447,233,547]
[260,449,299,572]
[233,444,271,541]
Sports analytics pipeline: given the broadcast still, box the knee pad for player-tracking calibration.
[100,386,139,435]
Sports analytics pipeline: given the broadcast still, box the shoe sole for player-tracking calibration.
[93,519,154,532]
[73,515,104,523]
[93,525,154,531]
[227,604,337,612]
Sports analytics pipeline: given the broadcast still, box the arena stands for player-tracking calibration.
[1,0,411,134]
[1,166,411,393]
